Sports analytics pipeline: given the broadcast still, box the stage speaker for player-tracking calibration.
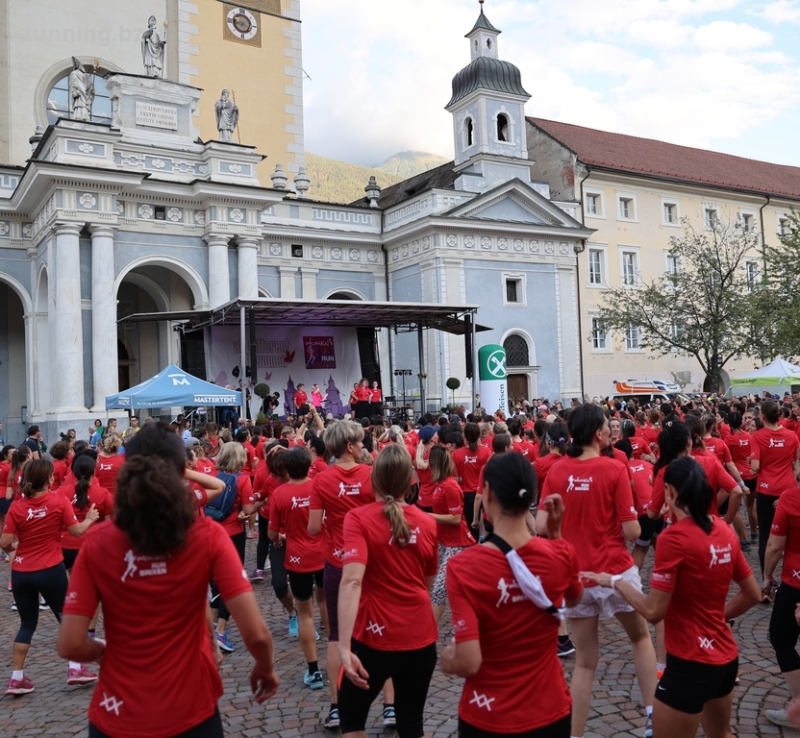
[357,326,381,382]
[464,314,474,380]
[181,332,207,380]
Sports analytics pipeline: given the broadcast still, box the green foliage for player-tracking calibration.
[445,377,461,391]
[596,218,761,393]
[256,411,266,425]
[376,151,449,180]
[253,383,270,398]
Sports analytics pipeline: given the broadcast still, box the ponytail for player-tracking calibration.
[72,455,97,510]
[663,456,713,534]
[372,445,413,546]
[383,495,412,547]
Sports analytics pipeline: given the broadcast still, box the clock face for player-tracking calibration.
[226,7,258,40]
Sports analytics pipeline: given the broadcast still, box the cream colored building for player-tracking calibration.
[526,117,800,400]
[0,0,303,183]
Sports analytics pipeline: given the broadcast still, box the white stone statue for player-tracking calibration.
[68,57,94,122]
[141,16,167,78]
[215,89,239,142]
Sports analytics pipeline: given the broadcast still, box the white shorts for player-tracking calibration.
[565,564,640,620]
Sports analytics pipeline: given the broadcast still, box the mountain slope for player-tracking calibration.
[376,151,449,180]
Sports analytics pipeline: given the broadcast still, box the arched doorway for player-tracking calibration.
[503,331,538,403]
[0,276,31,434]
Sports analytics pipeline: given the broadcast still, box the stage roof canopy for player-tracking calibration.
[119,298,490,335]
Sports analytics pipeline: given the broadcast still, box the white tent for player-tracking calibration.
[729,357,800,395]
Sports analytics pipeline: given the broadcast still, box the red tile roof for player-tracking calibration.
[528,117,800,201]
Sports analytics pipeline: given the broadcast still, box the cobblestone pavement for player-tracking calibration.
[0,532,798,738]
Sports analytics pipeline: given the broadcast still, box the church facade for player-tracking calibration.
[0,4,590,441]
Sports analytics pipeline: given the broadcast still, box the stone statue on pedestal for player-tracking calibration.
[141,16,167,78]
[68,57,94,122]
[214,89,239,142]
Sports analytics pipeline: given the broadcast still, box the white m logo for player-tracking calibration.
[170,374,190,386]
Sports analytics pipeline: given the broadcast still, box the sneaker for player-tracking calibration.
[751,532,759,543]
[10,601,17,611]
[5,676,34,695]
[247,530,258,539]
[288,614,299,637]
[39,599,48,611]
[383,706,397,728]
[67,666,98,685]
[315,630,321,641]
[557,640,575,657]
[304,670,324,690]
[739,538,751,552]
[323,707,340,729]
[251,569,264,581]
[765,708,795,728]
[643,714,653,738]
[216,631,234,653]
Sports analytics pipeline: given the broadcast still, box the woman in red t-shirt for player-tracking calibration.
[1,458,99,695]
[584,456,760,738]
[370,381,383,417]
[452,423,491,540]
[533,421,569,491]
[57,422,279,737]
[338,444,439,738]
[536,404,657,738]
[0,444,14,560]
[96,434,126,499]
[353,378,372,421]
[442,452,582,738]
[49,441,71,491]
[428,446,475,623]
[725,411,758,548]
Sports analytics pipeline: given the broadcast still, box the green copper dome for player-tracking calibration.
[447,55,530,108]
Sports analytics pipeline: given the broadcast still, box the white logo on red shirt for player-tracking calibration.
[14,556,23,564]
[121,549,167,582]
[25,507,47,521]
[99,463,113,472]
[337,482,362,497]
[739,439,749,447]
[194,490,203,501]
[565,475,593,493]
[389,527,419,546]
[651,571,672,584]
[469,690,495,711]
[464,455,478,464]
[100,692,124,716]
[698,636,715,650]
[495,578,527,607]
[291,495,311,510]
[708,544,732,568]
[289,555,301,565]
[769,438,786,448]
[366,620,386,636]
[630,464,645,473]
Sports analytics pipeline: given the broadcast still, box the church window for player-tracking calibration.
[47,71,112,126]
[487,38,492,50]
[503,335,529,367]
[496,113,510,142]
[465,117,474,147]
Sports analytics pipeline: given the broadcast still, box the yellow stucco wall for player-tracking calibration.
[187,1,298,184]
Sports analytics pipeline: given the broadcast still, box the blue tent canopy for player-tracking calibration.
[105,364,242,410]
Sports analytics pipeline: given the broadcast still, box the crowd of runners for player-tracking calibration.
[3,392,800,737]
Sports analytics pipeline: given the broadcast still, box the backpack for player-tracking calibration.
[204,471,239,522]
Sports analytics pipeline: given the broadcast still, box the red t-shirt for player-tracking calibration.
[63,517,252,738]
[250,464,272,520]
[269,480,325,572]
[342,502,438,650]
[309,457,329,479]
[651,516,751,664]
[641,426,660,456]
[513,440,537,460]
[541,456,636,579]
[310,463,374,567]
[717,423,732,440]
[0,461,10,494]
[650,454,737,518]
[294,390,308,409]
[629,459,653,515]
[59,479,114,550]
[2,491,78,571]
[241,443,257,476]
[432,478,475,548]
[628,435,647,460]
[355,386,371,402]
[414,447,435,507]
[452,445,492,493]
[751,426,800,496]
[770,487,800,587]
[703,437,732,466]
[371,388,382,402]
[96,454,126,498]
[533,453,564,492]
[198,459,217,476]
[448,538,581,732]
[52,459,69,491]
[217,473,250,537]
[725,432,755,480]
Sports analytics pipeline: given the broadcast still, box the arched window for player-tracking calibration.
[47,72,112,125]
[465,117,474,147]
[503,334,529,367]
[496,113,510,142]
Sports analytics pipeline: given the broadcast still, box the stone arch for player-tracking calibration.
[34,56,124,128]
[35,264,48,314]
[120,272,170,313]
[115,255,209,310]
[0,271,33,315]
[323,287,366,301]
[501,328,536,367]
[494,107,514,144]
[501,328,538,403]
[257,285,273,298]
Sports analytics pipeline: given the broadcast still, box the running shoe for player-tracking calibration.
[316,630,321,641]
[643,714,653,738]
[304,670,324,690]
[751,532,759,543]
[739,539,751,552]
[5,676,34,695]
[251,569,264,581]
[39,597,48,611]
[247,530,258,539]
[10,601,17,611]
[557,640,575,658]
[383,706,396,728]
[216,631,235,653]
[765,708,795,728]
[289,614,299,637]
[323,707,340,729]
[67,666,98,685]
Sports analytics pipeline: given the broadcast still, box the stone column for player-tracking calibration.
[236,237,260,300]
[206,234,231,308]
[279,266,296,299]
[300,268,318,299]
[90,225,118,410]
[52,222,86,411]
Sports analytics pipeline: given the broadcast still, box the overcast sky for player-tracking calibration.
[301,0,800,168]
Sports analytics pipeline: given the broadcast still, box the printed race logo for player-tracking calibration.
[698,636,715,651]
[469,690,495,711]
[121,549,168,582]
[565,475,593,493]
[337,482,363,498]
[708,543,732,568]
[100,692,124,716]
[25,507,47,521]
[366,621,386,636]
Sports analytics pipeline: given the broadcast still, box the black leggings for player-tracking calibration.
[269,540,290,600]
[339,640,437,738]
[256,516,270,570]
[11,563,68,645]
[770,582,800,673]
[211,532,246,623]
[757,493,777,575]
[90,708,223,738]
[458,715,571,738]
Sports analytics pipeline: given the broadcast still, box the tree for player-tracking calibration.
[446,377,461,408]
[596,219,762,393]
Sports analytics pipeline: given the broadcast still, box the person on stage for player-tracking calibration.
[311,384,326,415]
[295,384,310,415]
[354,379,372,421]
[370,381,383,417]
